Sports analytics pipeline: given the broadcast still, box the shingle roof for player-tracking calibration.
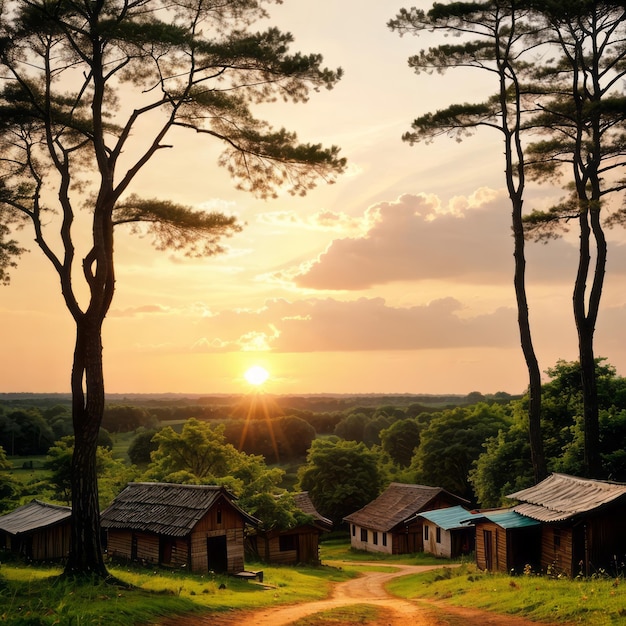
[101,482,259,537]
[465,509,540,529]
[343,483,468,532]
[507,473,626,522]
[293,492,333,531]
[0,500,71,536]
[413,505,473,530]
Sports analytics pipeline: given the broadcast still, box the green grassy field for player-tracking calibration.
[2,539,626,625]
[387,562,626,625]
[0,557,355,625]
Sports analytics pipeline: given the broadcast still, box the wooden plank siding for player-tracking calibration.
[475,521,541,574]
[103,490,252,574]
[541,525,575,576]
[255,526,322,565]
[392,523,423,554]
[25,523,70,561]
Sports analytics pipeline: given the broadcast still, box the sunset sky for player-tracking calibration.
[3,0,626,397]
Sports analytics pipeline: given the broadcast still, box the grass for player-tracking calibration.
[387,562,626,625]
[320,535,461,566]
[289,604,388,625]
[3,539,626,625]
[8,456,50,486]
[0,557,354,626]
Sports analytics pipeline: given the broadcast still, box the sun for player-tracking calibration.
[244,365,270,387]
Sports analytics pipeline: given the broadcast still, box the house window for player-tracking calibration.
[424,525,429,541]
[382,533,387,547]
[553,529,561,548]
[352,524,356,537]
[279,534,297,552]
[436,527,441,544]
[373,531,378,545]
[360,528,368,542]
[216,508,222,525]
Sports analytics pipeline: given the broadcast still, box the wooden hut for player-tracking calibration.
[508,473,626,577]
[101,482,259,574]
[468,509,541,574]
[253,492,333,565]
[343,483,469,555]
[411,505,475,559]
[0,500,71,561]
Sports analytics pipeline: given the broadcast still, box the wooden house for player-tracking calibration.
[508,473,626,577]
[411,505,475,559]
[343,483,469,555]
[101,482,259,574]
[252,492,333,565]
[468,509,541,573]
[0,500,71,561]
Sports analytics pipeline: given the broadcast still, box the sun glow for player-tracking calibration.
[244,365,270,387]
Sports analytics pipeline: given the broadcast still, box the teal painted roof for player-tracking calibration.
[416,505,473,530]
[470,509,540,529]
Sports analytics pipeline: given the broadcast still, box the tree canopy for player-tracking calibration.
[0,0,345,577]
[297,437,384,526]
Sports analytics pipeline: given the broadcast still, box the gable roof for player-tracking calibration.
[343,483,468,532]
[0,500,71,536]
[293,492,333,531]
[412,505,473,531]
[508,473,626,523]
[101,482,259,537]
[465,508,540,530]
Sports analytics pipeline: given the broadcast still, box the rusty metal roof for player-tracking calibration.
[343,482,469,532]
[293,492,333,531]
[507,473,626,522]
[101,482,259,537]
[0,500,71,536]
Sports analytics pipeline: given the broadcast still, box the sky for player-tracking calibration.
[3,0,626,397]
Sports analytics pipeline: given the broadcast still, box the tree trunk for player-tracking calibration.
[64,316,108,578]
[512,197,547,483]
[574,204,604,478]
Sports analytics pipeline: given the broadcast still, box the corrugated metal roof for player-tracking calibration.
[414,505,473,530]
[507,473,626,522]
[467,509,540,529]
[0,500,71,536]
[343,483,468,532]
[101,482,259,537]
[293,492,333,530]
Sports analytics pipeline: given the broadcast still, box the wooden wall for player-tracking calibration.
[256,526,322,565]
[30,523,71,560]
[475,521,509,573]
[104,495,251,574]
[540,525,575,576]
[475,522,541,574]
[397,522,423,554]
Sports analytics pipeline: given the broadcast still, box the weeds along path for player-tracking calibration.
[162,561,552,626]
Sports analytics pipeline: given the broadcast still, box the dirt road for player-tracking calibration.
[161,562,551,626]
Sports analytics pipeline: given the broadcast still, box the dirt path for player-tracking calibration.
[161,562,553,626]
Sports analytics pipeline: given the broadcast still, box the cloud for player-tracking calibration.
[257,208,367,234]
[189,296,518,353]
[109,304,171,317]
[270,191,587,291]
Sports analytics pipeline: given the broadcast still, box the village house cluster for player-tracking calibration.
[1,473,626,578]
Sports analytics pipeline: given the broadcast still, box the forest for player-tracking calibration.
[2,358,625,530]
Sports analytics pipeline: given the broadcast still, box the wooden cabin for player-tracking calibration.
[412,505,475,559]
[508,473,626,577]
[101,482,259,574]
[343,483,469,555]
[253,492,333,565]
[469,509,541,574]
[0,500,71,561]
